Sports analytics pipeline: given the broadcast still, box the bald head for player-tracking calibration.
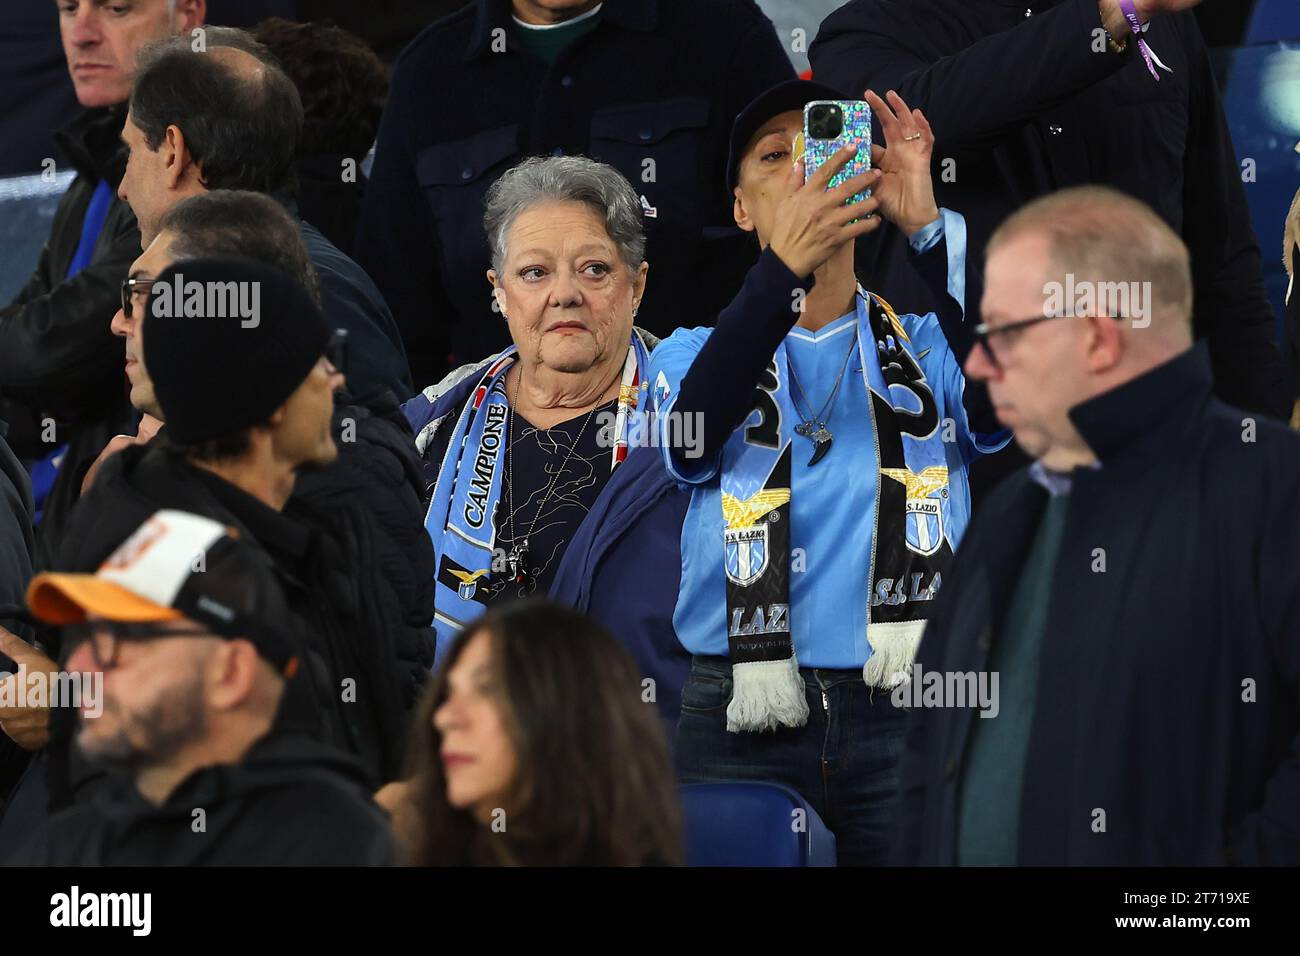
[989,186,1194,353]
[210,44,262,74]
[967,188,1197,471]
[127,27,303,197]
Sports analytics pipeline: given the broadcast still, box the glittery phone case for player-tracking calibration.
[801,100,873,210]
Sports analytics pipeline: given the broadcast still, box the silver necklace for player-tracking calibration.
[786,328,858,466]
[503,369,599,584]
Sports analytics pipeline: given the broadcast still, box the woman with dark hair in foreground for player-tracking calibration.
[382,601,683,866]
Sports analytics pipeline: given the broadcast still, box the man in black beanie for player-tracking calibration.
[1,205,436,826]
[143,255,340,477]
[54,256,416,794]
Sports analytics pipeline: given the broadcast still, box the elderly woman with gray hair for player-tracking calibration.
[403,155,659,659]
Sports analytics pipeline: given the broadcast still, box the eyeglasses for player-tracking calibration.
[120,276,156,320]
[972,312,1123,368]
[62,620,204,670]
[323,328,348,377]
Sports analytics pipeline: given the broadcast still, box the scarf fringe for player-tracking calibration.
[726,655,809,733]
[862,621,926,689]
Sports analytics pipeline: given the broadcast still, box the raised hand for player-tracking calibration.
[81,413,164,495]
[767,142,882,279]
[0,626,58,751]
[1101,0,1202,35]
[863,89,941,238]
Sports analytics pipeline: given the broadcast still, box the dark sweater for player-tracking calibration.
[957,490,1069,866]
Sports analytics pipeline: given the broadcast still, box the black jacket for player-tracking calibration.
[30,732,394,866]
[895,344,1300,866]
[810,0,1293,422]
[292,392,438,711]
[56,401,436,788]
[0,425,35,800]
[0,108,139,457]
[355,0,794,383]
[0,427,33,619]
[295,211,415,402]
[297,154,366,259]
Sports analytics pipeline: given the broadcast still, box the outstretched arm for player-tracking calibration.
[654,148,883,481]
[810,0,1201,151]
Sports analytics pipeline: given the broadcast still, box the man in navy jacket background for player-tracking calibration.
[355,0,795,384]
[810,0,1293,441]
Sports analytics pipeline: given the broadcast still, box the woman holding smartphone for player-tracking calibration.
[575,79,1007,865]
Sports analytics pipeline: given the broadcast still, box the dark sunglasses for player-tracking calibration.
[61,620,205,670]
[120,276,156,320]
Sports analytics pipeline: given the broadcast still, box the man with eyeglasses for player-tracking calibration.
[3,508,394,865]
[1,1,205,566]
[5,215,435,819]
[115,26,412,403]
[32,185,330,560]
[811,0,1292,425]
[97,192,434,728]
[94,196,436,737]
[894,185,1300,866]
[43,255,424,804]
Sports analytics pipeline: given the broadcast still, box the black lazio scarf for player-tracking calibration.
[716,294,955,732]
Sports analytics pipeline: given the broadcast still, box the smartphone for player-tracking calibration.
[799,100,872,210]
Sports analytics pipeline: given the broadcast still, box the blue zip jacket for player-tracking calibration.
[549,446,691,736]
[403,341,691,734]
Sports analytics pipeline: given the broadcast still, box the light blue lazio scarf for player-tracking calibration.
[426,334,652,653]
[694,292,961,732]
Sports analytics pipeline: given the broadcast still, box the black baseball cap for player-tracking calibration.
[726,78,846,193]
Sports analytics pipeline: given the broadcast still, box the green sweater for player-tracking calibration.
[511,6,602,65]
[956,492,1070,866]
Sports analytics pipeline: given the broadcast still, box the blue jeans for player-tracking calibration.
[675,656,907,866]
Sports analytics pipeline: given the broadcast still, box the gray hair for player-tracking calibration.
[483,155,646,277]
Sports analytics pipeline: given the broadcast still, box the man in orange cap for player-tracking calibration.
[6,508,393,865]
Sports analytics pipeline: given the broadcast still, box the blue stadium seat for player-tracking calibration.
[0,170,74,304]
[680,781,837,866]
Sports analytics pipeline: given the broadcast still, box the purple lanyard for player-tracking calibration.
[1118,0,1173,83]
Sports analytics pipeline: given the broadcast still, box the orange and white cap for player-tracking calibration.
[27,510,299,672]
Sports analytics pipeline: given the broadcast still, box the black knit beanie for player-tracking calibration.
[143,256,330,444]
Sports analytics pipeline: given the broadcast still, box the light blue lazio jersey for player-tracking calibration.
[649,216,1005,668]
